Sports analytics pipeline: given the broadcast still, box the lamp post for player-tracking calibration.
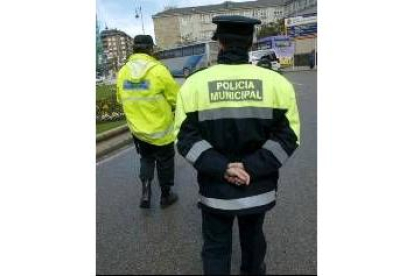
[135,5,145,34]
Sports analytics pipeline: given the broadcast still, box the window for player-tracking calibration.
[201,14,211,22]
[258,41,272,50]
[194,44,205,55]
[173,49,182,58]
[202,31,212,39]
[181,16,189,23]
[183,46,194,56]
[275,41,291,48]
[163,50,171,59]
[168,50,174,58]
[301,0,307,8]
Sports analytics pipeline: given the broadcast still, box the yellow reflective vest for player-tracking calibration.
[175,64,300,215]
[117,53,179,145]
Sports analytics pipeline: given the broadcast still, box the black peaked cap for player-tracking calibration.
[133,35,154,46]
[211,15,261,40]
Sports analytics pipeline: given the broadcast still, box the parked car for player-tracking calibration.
[249,49,281,71]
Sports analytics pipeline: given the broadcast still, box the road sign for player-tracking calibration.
[288,23,317,37]
[285,15,317,27]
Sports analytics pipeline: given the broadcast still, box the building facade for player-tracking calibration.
[100,29,133,74]
[153,0,317,50]
[285,0,317,17]
[285,3,317,56]
[153,0,285,49]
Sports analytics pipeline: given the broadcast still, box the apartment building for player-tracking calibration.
[100,29,133,72]
[153,0,317,49]
[153,0,286,49]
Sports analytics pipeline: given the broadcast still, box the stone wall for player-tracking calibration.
[153,16,181,49]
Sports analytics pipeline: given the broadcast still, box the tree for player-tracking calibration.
[96,16,104,76]
[257,19,286,38]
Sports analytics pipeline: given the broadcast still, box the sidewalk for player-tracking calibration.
[281,66,317,72]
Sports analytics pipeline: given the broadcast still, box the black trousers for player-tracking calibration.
[132,136,175,191]
[201,210,267,275]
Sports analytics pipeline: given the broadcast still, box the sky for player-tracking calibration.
[96,0,252,40]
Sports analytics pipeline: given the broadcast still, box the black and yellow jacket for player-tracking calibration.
[175,64,300,215]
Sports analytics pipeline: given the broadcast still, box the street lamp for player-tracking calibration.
[135,5,145,34]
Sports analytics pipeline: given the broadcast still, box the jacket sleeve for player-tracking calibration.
[116,68,124,104]
[242,79,300,179]
[175,82,229,180]
[157,65,180,109]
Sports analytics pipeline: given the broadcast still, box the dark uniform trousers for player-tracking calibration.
[132,136,175,192]
[202,210,267,275]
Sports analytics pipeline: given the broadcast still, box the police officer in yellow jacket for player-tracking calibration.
[175,16,300,275]
[117,35,179,208]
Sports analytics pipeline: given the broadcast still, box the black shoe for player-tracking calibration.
[140,180,152,208]
[160,191,178,208]
[240,263,266,275]
[257,263,266,275]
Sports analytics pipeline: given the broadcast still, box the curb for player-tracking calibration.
[281,68,317,73]
[96,124,129,143]
[96,124,132,160]
[96,134,133,160]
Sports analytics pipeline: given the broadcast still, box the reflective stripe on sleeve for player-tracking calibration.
[147,123,174,139]
[185,140,213,164]
[121,94,164,103]
[199,191,276,210]
[262,140,289,164]
[198,107,273,121]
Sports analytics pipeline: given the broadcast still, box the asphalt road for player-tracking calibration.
[96,71,317,275]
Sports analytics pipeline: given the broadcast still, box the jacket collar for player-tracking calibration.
[128,53,157,63]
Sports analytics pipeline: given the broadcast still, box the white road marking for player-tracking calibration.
[96,146,135,166]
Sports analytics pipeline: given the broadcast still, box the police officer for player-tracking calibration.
[117,35,179,209]
[175,16,300,275]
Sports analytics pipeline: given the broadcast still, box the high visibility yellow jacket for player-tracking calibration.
[175,64,300,215]
[117,53,179,146]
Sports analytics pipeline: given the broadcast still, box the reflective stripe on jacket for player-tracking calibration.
[117,53,180,145]
[175,64,300,215]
